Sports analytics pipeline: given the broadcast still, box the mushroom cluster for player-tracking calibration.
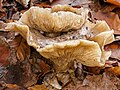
[6,5,114,72]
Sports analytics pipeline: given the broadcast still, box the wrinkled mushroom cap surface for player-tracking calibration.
[39,40,102,71]
[19,5,88,32]
[6,5,115,72]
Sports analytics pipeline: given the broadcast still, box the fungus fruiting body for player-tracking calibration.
[6,5,114,72]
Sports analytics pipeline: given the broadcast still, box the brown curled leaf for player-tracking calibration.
[105,0,120,6]
[105,41,120,60]
[16,38,30,61]
[12,35,30,62]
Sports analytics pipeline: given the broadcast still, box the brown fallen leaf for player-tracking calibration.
[106,67,120,76]
[5,84,22,89]
[63,72,120,90]
[0,0,5,12]
[37,60,50,75]
[0,0,2,9]
[4,60,37,87]
[35,2,51,8]
[0,21,7,30]
[110,43,120,60]
[105,59,120,67]
[30,1,51,8]
[93,11,120,34]
[16,0,30,7]
[105,0,120,6]
[74,62,84,80]
[0,37,10,66]
[0,11,6,20]
[43,73,62,89]
[11,35,30,62]
[17,38,30,61]
[0,82,27,90]
[100,4,118,12]
[85,66,103,75]
[105,41,120,60]
[29,50,51,77]
[90,0,119,13]
[112,8,120,17]
[0,32,37,87]
[51,0,92,8]
[30,58,50,77]
[51,0,74,5]
[28,84,47,90]
[4,84,27,90]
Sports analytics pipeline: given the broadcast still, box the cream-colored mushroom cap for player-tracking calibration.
[38,39,102,71]
[5,5,115,72]
[19,5,88,32]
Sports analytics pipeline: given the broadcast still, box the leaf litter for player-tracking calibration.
[0,0,120,90]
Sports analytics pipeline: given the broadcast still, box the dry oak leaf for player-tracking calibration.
[28,85,47,90]
[93,11,120,34]
[6,5,114,72]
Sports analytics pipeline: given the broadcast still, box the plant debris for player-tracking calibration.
[0,0,120,90]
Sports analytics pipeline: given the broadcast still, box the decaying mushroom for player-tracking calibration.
[6,5,114,72]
